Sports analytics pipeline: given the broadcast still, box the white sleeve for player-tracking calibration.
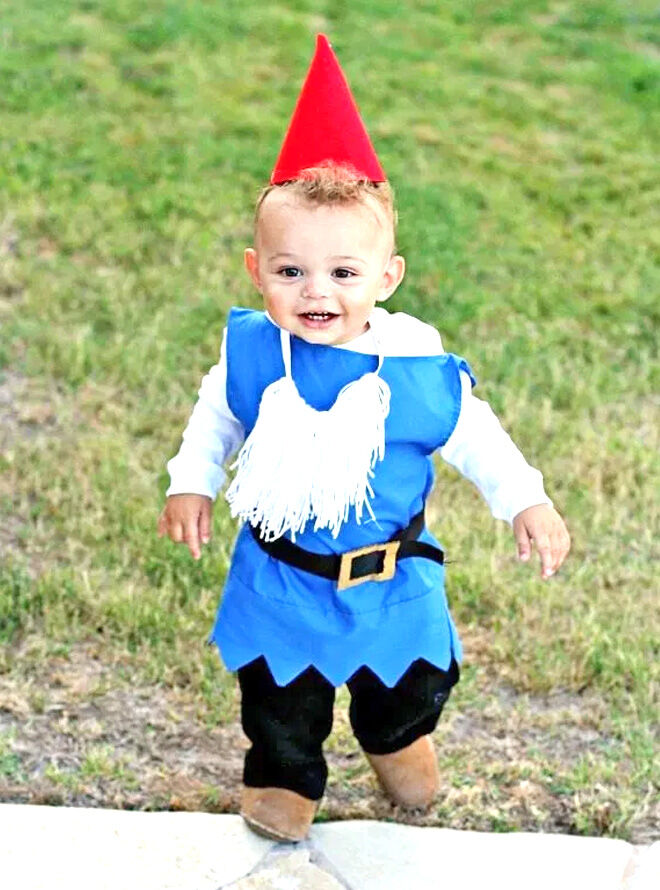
[439,371,552,524]
[166,329,245,500]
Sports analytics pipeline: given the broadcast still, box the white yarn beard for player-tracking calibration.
[225,372,391,541]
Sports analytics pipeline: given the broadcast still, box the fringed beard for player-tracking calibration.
[225,369,391,541]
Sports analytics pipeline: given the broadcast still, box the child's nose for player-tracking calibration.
[302,274,328,299]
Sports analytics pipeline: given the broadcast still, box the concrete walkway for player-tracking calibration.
[0,804,657,889]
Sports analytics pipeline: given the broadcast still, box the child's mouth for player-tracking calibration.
[299,312,339,328]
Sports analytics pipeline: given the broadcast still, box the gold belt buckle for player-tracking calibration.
[337,540,401,591]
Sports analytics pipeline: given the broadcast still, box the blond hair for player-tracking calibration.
[255,164,397,244]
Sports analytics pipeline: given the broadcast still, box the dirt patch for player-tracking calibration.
[0,215,22,300]
[0,371,27,450]
[0,645,245,812]
[0,368,70,574]
[0,372,32,567]
[0,515,27,570]
[0,371,62,451]
[0,644,656,842]
[445,684,608,761]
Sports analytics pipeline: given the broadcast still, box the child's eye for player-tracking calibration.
[333,268,356,279]
[278,267,302,278]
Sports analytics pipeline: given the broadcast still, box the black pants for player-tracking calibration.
[238,655,459,800]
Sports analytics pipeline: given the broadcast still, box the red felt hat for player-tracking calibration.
[270,34,386,184]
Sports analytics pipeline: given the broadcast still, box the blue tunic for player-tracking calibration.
[210,307,475,688]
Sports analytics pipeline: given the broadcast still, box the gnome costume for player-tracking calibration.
[167,35,551,834]
[217,36,473,692]
[217,307,473,688]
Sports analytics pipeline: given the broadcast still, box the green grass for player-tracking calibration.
[1,0,659,838]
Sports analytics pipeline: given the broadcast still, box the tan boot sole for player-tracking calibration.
[240,786,318,842]
[365,734,440,809]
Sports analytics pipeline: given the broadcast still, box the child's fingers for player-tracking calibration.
[513,507,570,580]
[535,533,554,579]
[157,502,211,560]
[183,519,202,560]
[199,503,212,545]
[169,520,184,544]
[515,524,532,562]
[551,525,571,574]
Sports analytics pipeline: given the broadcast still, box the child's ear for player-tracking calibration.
[377,254,406,302]
[244,248,262,291]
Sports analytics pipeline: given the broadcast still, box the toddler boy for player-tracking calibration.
[159,36,570,841]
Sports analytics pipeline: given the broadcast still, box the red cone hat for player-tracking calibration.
[271,34,386,184]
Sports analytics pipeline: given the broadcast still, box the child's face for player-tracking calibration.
[244,192,405,345]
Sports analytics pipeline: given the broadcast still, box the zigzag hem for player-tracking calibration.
[210,638,460,689]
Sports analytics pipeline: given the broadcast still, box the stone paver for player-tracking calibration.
[0,805,270,890]
[312,820,636,890]
[225,848,347,889]
[1,804,657,890]
[623,842,660,890]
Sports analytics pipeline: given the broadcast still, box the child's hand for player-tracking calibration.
[512,504,570,580]
[157,494,213,560]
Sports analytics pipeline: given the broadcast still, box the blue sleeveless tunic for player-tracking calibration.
[210,307,475,688]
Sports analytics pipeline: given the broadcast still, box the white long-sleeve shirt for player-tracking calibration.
[166,309,551,524]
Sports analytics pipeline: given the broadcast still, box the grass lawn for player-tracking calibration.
[1,0,658,841]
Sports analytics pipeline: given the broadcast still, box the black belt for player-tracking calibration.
[250,510,444,590]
